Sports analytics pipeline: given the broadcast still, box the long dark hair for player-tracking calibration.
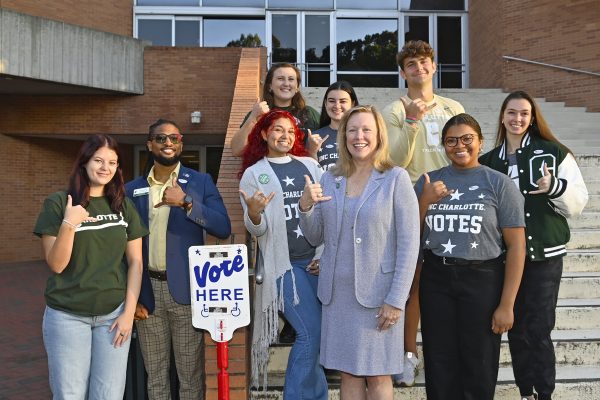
[68,134,125,212]
[238,110,308,177]
[496,90,571,153]
[319,81,360,128]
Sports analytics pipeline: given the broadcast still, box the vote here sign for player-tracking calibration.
[188,244,250,342]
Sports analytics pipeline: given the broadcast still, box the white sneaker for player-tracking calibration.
[393,352,420,387]
[521,396,537,400]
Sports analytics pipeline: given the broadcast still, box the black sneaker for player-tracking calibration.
[278,321,296,344]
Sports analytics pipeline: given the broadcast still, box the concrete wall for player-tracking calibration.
[0,0,133,37]
[0,8,145,93]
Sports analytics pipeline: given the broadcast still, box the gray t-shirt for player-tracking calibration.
[269,158,316,260]
[414,165,525,260]
[314,125,339,171]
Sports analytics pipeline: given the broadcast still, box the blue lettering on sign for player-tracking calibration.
[193,255,245,288]
[196,289,245,302]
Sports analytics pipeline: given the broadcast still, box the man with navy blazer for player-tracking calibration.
[126,119,231,400]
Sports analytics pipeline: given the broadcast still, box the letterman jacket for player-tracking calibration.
[479,133,588,261]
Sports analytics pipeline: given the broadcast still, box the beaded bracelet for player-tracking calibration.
[62,219,79,229]
[405,116,418,124]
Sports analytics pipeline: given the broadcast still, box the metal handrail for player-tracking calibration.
[503,56,600,78]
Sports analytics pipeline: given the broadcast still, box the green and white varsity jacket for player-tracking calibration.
[480,133,588,261]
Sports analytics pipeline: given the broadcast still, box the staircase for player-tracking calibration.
[250,89,600,399]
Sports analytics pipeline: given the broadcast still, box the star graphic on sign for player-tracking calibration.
[237,248,242,255]
[282,176,295,186]
[195,249,201,255]
[293,225,304,238]
[478,193,485,199]
[450,190,464,201]
[471,241,479,249]
[441,239,456,254]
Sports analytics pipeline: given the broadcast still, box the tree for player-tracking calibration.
[226,33,262,48]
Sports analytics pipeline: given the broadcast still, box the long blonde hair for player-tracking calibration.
[331,105,394,177]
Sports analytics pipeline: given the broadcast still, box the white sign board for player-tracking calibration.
[188,244,251,342]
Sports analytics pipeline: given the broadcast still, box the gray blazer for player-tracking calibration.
[300,167,420,309]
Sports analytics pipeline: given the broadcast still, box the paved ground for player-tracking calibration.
[0,260,51,399]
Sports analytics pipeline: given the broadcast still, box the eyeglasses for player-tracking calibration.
[444,134,475,147]
[151,134,183,144]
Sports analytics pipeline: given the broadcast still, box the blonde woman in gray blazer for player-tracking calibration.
[299,105,420,400]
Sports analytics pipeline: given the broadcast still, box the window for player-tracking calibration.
[337,19,398,72]
[176,20,200,46]
[203,0,264,6]
[400,0,465,11]
[267,0,333,9]
[137,0,199,5]
[204,19,265,47]
[337,0,397,9]
[138,19,172,46]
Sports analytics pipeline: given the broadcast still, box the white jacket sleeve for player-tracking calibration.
[549,153,588,218]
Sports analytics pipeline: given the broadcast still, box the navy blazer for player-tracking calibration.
[125,165,231,313]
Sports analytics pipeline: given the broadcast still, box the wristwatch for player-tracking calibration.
[182,194,193,210]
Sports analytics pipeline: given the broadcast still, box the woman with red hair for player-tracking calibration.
[239,110,327,399]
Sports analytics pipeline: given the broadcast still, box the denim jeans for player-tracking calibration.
[42,303,131,400]
[277,258,328,400]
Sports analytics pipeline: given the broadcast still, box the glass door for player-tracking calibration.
[400,13,467,88]
[267,12,333,87]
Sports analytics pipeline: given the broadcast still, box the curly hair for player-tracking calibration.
[396,40,435,70]
[239,110,308,177]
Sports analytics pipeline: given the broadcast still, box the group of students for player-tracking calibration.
[34,40,588,400]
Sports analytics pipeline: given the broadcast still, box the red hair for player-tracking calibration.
[239,110,308,177]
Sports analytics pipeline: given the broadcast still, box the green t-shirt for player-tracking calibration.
[33,192,148,316]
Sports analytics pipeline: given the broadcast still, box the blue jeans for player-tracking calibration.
[42,303,131,400]
[277,258,328,400]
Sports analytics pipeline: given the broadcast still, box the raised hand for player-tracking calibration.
[306,130,330,157]
[250,97,270,122]
[239,189,275,224]
[299,175,332,211]
[155,176,186,208]
[401,97,437,123]
[530,163,552,194]
[419,173,453,205]
[63,194,96,226]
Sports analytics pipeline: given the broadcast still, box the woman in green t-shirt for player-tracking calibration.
[34,134,147,400]
[231,62,321,157]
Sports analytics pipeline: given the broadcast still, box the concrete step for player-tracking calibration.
[267,329,600,375]
[554,298,600,330]
[559,272,600,299]
[251,367,600,399]
[567,229,600,249]
[569,212,600,229]
[564,250,600,273]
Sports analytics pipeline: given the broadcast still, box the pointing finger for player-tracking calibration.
[265,192,275,202]
[423,172,431,184]
[321,134,330,143]
[238,189,249,202]
[66,194,73,207]
[172,176,180,187]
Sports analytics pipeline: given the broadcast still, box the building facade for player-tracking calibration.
[0,1,598,398]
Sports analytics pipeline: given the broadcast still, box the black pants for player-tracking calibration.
[420,251,504,400]
[508,257,563,400]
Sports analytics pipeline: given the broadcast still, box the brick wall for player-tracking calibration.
[0,47,243,261]
[205,46,266,400]
[0,0,133,36]
[468,0,503,88]
[0,46,264,398]
[470,0,600,112]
